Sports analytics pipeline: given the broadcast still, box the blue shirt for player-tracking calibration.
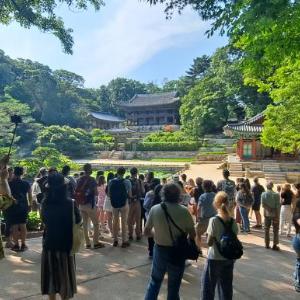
[198,192,216,221]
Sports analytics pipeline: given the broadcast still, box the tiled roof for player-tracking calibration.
[119,92,180,108]
[90,112,125,123]
[223,113,264,136]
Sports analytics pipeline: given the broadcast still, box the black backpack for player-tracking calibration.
[215,216,243,260]
[109,178,128,208]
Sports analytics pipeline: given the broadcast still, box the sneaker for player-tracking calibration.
[265,245,270,249]
[20,244,28,252]
[94,243,105,249]
[11,245,20,252]
[86,244,92,249]
[5,241,14,248]
[121,241,130,248]
[136,236,142,241]
[128,236,133,241]
[113,240,118,247]
[272,245,280,251]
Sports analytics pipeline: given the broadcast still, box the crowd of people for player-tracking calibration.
[0,161,300,299]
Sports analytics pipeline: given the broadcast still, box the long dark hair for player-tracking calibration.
[44,174,68,204]
[152,184,163,206]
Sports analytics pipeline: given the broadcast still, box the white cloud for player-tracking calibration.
[0,0,209,87]
[74,0,207,86]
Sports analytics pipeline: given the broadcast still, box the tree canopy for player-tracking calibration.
[0,0,104,54]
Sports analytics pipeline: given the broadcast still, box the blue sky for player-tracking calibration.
[0,0,227,87]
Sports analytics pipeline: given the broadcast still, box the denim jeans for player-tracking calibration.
[145,245,185,300]
[201,259,234,300]
[239,206,250,232]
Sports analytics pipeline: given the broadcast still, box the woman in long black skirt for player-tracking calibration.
[41,173,81,300]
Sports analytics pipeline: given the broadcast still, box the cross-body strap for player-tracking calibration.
[161,203,186,239]
[216,216,233,232]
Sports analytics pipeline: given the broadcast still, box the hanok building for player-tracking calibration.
[90,92,180,132]
[119,92,180,130]
[224,113,267,160]
[89,112,125,130]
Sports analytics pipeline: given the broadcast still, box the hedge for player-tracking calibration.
[126,142,200,151]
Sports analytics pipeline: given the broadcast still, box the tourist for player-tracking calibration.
[292,199,300,292]
[261,182,281,250]
[217,170,236,215]
[185,178,196,195]
[161,178,167,185]
[108,167,132,248]
[34,167,48,204]
[128,167,144,241]
[41,173,82,300]
[181,173,188,187]
[144,183,196,300]
[103,172,115,234]
[144,179,161,258]
[139,173,147,230]
[75,163,104,249]
[0,157,12,259]
[196,180,216,249]
[244,178,251,191]
[191,177,204,217]
[177,181,191,207]
[97,175,107,233]
[145,172,155,193]
[61,165,77,198]
[7,167,32,252]
[201,192,238,300]
[251,177,265,229]
[236,183,253,233]
[280,183,294,237]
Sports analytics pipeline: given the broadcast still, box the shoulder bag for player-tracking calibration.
[161,203,200,264]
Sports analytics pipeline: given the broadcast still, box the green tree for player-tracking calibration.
[36,125,93,157]
[0,0,104,54]
[0,95,41,148]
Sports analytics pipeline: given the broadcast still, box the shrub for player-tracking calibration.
[143,131,197,143]
[134,142,200,151]
[27,212,42,231]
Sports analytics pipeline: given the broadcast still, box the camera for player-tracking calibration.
[10,115,22,125]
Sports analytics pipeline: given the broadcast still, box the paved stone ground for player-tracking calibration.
[0,225,299,300]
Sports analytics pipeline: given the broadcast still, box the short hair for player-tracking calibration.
[61,165,71,176]
[202,180,213,192]
[130,167,138,176]
[195,177,203,186]
[83,163,92,174]
[223,169,230,178]
[254,177,259,184]
[39,167,47,177]
[96,170,104,177]
[117,167,126,176]
[107,172,115,183]
[48,167,57,174]
[266,182,274,190]
[162,183,181,203]
[14,166,24,177]
[181,174,187,181]
[139,174,145,181]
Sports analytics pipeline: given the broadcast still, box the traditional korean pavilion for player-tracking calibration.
[89,112,125,130]
[90,91,180,132]
[119,91,180,128]
[223,113,267,160]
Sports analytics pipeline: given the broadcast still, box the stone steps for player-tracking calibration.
[265,172,287,184]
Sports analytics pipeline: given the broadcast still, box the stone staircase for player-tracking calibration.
[229,163,245,177]
[109,150,124,160]
[263,162,287,183]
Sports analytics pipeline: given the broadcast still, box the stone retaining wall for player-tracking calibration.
[123,151,197,159]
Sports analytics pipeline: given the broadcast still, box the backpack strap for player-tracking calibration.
[216,216,233,232]
[161,203,186,238]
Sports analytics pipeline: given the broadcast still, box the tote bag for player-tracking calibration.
[71,201,84,254]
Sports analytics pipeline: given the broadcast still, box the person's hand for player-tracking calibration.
[0,155,9,169]
[0,168,8,180]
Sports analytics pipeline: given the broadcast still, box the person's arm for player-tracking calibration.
[296,218,300,227]
[144,209,154,237]
[27,186,33,208]
[0,168,11,196]
[206,218,214,246]
[143,192,153,211]
[140,180,145,196]
[93,179,98,197]
[74,204,82,224]
[185,211,196,240]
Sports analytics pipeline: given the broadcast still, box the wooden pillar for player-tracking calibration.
[252,139,256,160]
[238,138,244,159]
